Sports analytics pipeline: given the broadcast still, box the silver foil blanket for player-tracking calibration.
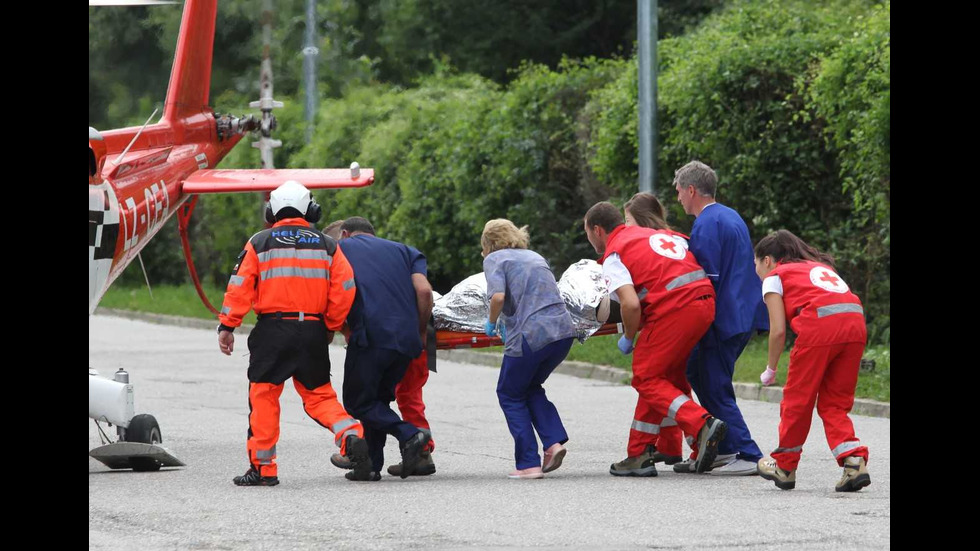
[432,273,490,333]
[432,260,607,341]
[556,259,607,341]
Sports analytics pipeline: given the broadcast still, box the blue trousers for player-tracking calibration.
[686,329,763,461]
[497,337,574,470]
[342,344,420,472]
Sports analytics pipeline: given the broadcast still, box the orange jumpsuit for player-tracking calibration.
[219,218,363,477]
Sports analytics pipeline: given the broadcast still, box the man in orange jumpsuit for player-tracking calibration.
[218,181,368,486]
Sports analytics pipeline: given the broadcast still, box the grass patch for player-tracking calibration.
[734,337,889,403]
[97,284,258,325]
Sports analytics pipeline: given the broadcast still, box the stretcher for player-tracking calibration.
[435,323,624,350]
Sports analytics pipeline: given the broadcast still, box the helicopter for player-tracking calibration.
[88,0,374,471]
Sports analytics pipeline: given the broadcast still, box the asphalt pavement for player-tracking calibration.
[89,314,890,550]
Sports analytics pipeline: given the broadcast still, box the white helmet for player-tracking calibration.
[269,180,312,218]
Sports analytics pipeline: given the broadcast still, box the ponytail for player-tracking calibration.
[754,230,835,269]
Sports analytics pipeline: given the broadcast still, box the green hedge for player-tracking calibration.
[117,0,889,344]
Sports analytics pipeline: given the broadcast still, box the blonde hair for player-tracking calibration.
[481,218,530,253]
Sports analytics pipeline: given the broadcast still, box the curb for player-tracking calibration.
[729,380,890,419]
[438,348,631,385]
[441,348,889,419]
[93,308,890,419]
[95,308,256,334]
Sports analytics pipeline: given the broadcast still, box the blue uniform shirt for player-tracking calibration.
[483,248,576,357]
[689,203,770,340]
[339,234,427,357]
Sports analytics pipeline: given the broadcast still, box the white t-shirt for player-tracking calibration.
[602,253,634,303]
[762,275,783,297]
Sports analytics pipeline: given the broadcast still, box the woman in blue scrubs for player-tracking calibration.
[482,219,577,479]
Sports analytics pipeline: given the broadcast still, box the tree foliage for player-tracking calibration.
[95,0,889,344]
[89,0,727,130]
[590,0,889,342]
[805,1,890,342]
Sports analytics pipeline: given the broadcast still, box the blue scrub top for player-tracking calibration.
[340,234,427,357]
[483,248,576,357]
[689,203,770,340]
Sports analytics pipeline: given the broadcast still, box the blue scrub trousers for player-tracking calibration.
[686,329,763,461]
[343,344,421,472]
[497,336,574,470]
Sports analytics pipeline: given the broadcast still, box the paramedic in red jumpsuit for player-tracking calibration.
[584,201,729,476]
[754,229,870,492]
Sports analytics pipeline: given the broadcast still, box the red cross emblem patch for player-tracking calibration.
[648,232,686,260]
[809,267,849,293]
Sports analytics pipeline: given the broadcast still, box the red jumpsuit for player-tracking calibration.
[601,225,717,457]
[395,351,435,452]
[219,218,364,477]
[764,261,868,472]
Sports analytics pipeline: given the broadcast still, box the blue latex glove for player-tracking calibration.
[484,319,497,337]
[617,334,634,355]
[498,323,507,343]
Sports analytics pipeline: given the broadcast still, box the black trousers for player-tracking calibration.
[342,344,420,471]
[247,319,331,390]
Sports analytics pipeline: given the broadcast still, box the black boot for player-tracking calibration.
[398,431,432,479]
[345,435,372,480]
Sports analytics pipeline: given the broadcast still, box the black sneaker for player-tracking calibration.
[694,417,728,474]
[399,431,432,479]
[345,434,371,481]
[345,470,381,482]
[233,467,279,487]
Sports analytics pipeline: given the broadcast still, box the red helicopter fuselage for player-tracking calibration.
[88,0,372,314]
[89,0,236,313]
[89,112,244,313]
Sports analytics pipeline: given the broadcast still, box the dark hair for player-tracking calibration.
[585,202,624,233]
[754,230,836,269]
[341,216,376,236]
[624,192,669,230]
[275,207,304,221]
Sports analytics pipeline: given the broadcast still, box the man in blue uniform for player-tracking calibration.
[337,216,435,481]
[673,161,767,475]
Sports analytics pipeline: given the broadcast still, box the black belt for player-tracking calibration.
[258,312,323,321]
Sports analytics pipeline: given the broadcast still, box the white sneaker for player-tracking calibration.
[709,458,759,476]
[714,453,737,465]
